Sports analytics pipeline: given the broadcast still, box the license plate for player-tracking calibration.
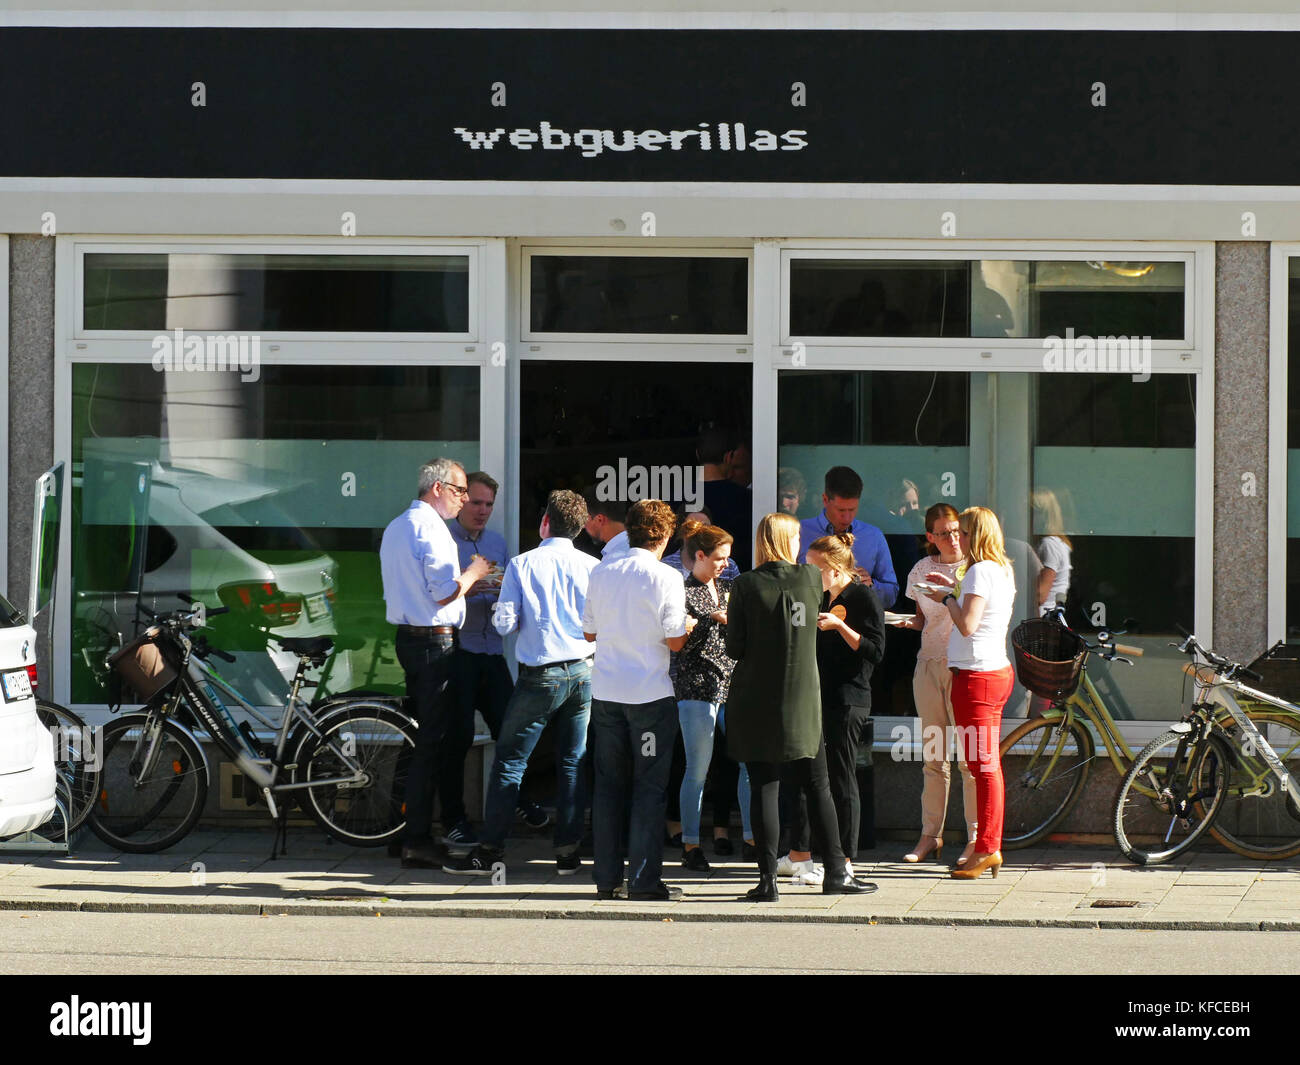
[305,592,331,622]
[1,669,31,702]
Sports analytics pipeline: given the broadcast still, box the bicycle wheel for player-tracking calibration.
[1113,728,1231,865]
[291,702,416,847]
[1204,710,1300,860]
[88,714,210,853]
[999,716,1094,849]
[35,700,100,832]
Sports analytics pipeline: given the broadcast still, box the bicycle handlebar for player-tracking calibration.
[1174,629,1264,684]
[1042,605,1135,663]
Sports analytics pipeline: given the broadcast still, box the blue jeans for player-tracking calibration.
[590,695,679,893]
[678,700,752,844]
[480,659,591,853]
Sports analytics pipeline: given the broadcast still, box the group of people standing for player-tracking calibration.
[379,455,1021,900]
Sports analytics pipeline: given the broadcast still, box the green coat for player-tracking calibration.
[723,560,824,763]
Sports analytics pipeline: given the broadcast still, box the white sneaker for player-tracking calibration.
[790,859,824,886]
[776,854,797,877]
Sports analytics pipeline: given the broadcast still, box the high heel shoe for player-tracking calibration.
[955,841,977,867]
[903,837,943,863]
[949,851,1002,880]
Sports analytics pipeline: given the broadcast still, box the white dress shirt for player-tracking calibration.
[582,547,687,704]
[379,500,466,628]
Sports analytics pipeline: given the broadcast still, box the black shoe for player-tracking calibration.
[713,836,734,856]
[744,876,779,902]
[441,820,479,849]
[823,873,878,895]
[681,846,711,872]
[517,800,551,829]
[442,846,500,876]
[741,841,757,862]
[629,882,683,901]
[595,884,628,900]
[665,831,683,848]
[400,841,446,869]
[556,852,581,876]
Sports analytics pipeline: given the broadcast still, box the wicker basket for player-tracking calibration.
[1011,617,1087,700]
[107,631,178,702]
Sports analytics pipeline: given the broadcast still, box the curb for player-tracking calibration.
[0,895,1294,930]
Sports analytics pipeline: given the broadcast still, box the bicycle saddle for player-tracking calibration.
[279,636,334,656]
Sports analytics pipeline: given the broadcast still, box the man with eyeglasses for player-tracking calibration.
[380,457,492,868]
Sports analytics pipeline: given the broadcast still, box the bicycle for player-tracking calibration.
[35,699,99,834]
[90,601,417,855]
[1000,607,1144,848]
[1113,631,1300,865]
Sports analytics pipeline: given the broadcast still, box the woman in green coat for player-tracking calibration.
[725,512,873,901]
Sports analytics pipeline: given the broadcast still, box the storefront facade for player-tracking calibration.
[1,7,1289,830]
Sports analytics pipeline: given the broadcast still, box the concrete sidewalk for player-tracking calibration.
[1,828,1298,930]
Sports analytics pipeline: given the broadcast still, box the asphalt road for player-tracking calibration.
[2,912,1299,975]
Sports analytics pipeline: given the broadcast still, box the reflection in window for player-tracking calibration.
[529,256,749,334]
[83,253,471,332]
[70,363,479,706]
[788,259,1186,340]
[789,260,969,337]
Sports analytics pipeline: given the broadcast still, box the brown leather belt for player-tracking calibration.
[398,624,456,636]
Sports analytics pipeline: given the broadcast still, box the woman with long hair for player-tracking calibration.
[891,503,979,865]
[806,531,885,879]
[672,518,753,870]
[920,506,1016,881]
[725,512,872,901]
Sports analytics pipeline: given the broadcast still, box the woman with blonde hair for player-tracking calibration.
[806,531,885,878]
[891,503,979,865]
[725,513,872,900]
[920,506,1016,881]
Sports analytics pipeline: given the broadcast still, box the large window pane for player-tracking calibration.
[528,256,749,334]
[1288,257,1300,638]
[788,258,1185,340]
[83,253,471,332]
[789,260,970,337]
[71,363,479,706]
[1032,373,1196,720]
[779,369,972,716]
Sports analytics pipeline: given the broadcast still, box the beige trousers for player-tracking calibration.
[914,657,978,841]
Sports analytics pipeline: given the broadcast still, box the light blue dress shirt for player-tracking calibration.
[379,500,466,627]
[797,510,899,609]
[491,537,598,667]
[449,518,509,655]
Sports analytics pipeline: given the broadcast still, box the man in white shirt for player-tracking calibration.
[582,499,696,900]
[379,458,491,868]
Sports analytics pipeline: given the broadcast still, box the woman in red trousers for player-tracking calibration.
[921,506,1016,881]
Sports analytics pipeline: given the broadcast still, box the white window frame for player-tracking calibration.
[765,239,1214,747]
[778,241,1199,374]
[519,245,753,356]
[55,234,504,709]
[73,237,481,357]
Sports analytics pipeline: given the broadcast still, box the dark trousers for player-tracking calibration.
[590,696,679,893]
[747,740,846,881]
[394,629,458,845]
[440,649,515,827]
[823,702,872,861]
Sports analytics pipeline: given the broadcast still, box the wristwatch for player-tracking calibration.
[942,593,957,606]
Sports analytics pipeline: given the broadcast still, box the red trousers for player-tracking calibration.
[949,665,1015,854]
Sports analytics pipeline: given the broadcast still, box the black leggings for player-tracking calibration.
[746,740,846,881]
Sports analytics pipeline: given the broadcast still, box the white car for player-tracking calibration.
[0,592,56,838]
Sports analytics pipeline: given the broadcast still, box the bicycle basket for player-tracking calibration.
[1011,617,1086,700]
[107,630,179,702]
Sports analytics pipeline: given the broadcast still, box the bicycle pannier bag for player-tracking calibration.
[108,632,178,702]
